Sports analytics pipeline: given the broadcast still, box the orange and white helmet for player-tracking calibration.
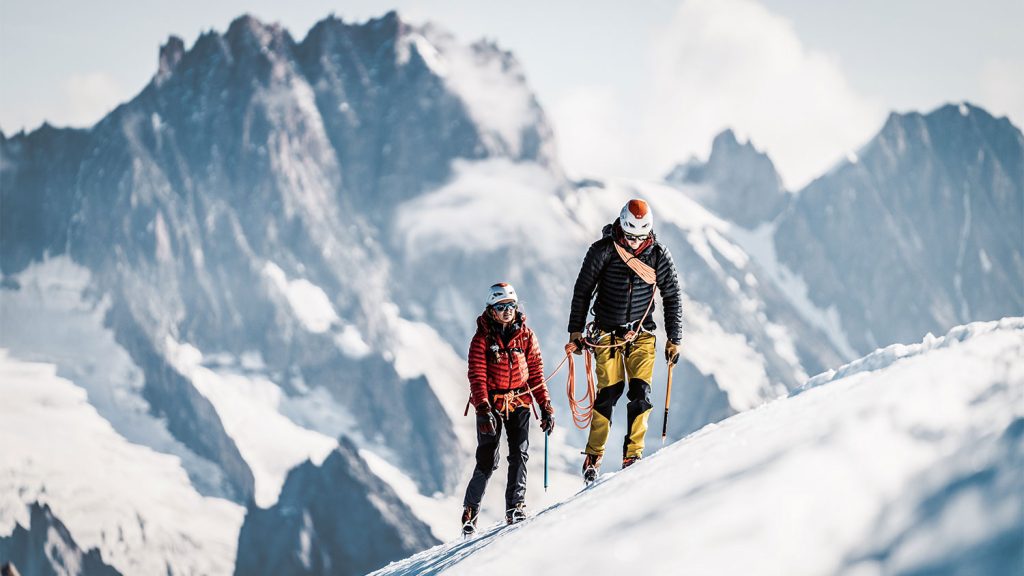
[486,282,519,306]
[620,199,653,237]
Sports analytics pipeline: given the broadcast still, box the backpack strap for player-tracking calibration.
[613,241,657,285]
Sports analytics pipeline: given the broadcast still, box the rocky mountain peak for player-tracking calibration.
[225,14,289,47]
[775,102,1023,354]
[235,436,439,576]
[0,502,122,575]
[665,128,787,228]
[155,35,185,85]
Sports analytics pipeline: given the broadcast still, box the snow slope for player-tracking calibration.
[0,257,236,499]
[0,350,244,576]
[372,318,1024,575]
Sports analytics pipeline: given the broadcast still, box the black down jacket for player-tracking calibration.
[568,223,684,343]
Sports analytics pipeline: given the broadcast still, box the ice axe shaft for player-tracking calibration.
[544,430,549,492]
[661,361,675,444]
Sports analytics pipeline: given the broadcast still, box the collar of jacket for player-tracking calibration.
[603,221,655,255]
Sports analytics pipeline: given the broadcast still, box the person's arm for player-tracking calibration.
[467,332,490,407]
[525,329,550,405]
[567,241,607,334]
[526,329,555,433]
[656,245,684,344]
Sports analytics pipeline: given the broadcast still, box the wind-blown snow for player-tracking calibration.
[0,351,243,576]
[422,29,535,156]
[398,33,447,77]
[373,318,1024,575]
[396,159,575,258]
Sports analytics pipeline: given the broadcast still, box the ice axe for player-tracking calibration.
[661,360,676,445]
[541,405,550,492]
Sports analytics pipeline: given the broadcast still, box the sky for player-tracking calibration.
[1,0,1021,189]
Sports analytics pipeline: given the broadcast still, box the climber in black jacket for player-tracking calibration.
[567,198,683,481]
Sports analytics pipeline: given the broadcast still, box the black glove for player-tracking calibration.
[476,403,496,436]
[568,332,585,356]
[665,341,680,365]
[539,402,555,435]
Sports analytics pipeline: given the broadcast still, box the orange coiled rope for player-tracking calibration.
[564,343,597,429]
[482,344,599,430]
[563,286,657,428]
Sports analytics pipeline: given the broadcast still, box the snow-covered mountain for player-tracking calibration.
[2,9,1021,576]
[667,104,1023,359]
[0,347,243,575]
[234,438,438,576]
[0,503,121,576]
[665,128,787,229]
[2,11,553,574]
[775,103,1023,354]
[373,318,1024,575]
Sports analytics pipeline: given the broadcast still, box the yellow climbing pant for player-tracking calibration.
[585,331,656,459]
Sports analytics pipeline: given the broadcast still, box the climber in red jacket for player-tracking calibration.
[460,282,554,535]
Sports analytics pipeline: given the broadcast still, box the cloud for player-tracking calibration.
[979,58,1024,129]
[396,158,576,258]
[641,0,882,190]
[550,86,634,180]
[64,72,125,128]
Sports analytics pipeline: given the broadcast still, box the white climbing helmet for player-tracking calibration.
[486,282,519,306]
[619,199,653,237]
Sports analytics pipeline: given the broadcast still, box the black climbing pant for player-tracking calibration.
[463,406,531,510]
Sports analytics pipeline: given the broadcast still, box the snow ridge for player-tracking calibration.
[795,316,1024,395]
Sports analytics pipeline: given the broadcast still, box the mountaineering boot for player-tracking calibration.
[505,502,527,525]
[622,455,642,469]
[461,505,479,536]
[582,453,602,484]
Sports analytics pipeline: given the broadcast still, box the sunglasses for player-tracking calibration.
[624,232,649,242]
[491,302,518,312]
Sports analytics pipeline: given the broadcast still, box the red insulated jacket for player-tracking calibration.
[468,311,551,409]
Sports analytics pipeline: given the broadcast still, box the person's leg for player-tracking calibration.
[504,407,531,510]
[623,333,656,460]
[463,411,504,508]
[585,335,626,458]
